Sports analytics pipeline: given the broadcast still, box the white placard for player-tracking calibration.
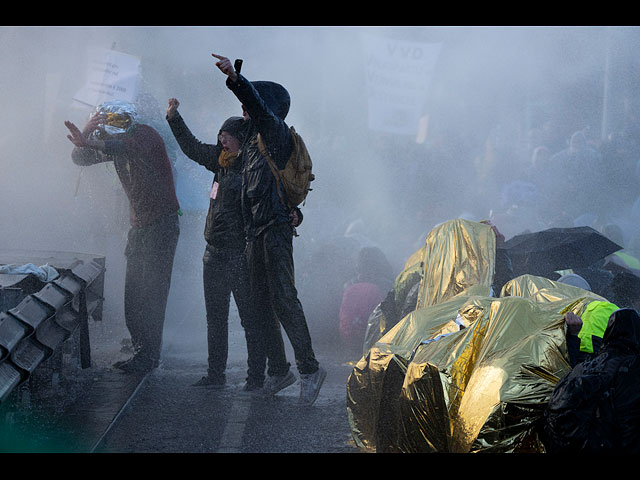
[362,33,442,136]
[73,47,141,108]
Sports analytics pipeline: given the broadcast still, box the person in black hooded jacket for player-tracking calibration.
[212,53,326,406]
[541,308,640,453]
[166,98,276,391]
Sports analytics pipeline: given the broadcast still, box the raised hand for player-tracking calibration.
[211,53,238,82]
[564,311,583,335]
[64,120,87,147]
[64,113,105,149]
[167,98,180,120]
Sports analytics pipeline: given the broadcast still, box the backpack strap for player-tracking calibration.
[257,132,300,236]
[257,132,290,209]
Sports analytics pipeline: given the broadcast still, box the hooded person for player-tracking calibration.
[542,308,640,453]
[212,53,326,406]
[561,300,620,367]
[166,99,279,392]
[64,100,180,373]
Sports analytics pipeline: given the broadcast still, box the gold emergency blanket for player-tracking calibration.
[361,245,426,354]
[361,220,496,356]
[346,219,607,453]
[416,219,496,308]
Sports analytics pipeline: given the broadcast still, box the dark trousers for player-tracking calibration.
[124,213,179,363]
[246,223,318,375]
[203,245,270,384]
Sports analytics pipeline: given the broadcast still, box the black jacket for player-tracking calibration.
[167,112,246,250]
[226,74,293,240]
[542,308,640,453]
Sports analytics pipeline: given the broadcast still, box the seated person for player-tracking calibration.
[563,300,620,367]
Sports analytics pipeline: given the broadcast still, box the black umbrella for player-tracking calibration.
[503,226,623,277]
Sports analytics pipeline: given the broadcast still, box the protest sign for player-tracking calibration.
[73,47,141,108]
[362,34,442,136]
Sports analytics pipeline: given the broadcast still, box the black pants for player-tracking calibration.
[203,244,270,385]
[246,223,318,375]
[124,213,179,364]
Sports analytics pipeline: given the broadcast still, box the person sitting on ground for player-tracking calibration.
[542,308,640,453]
[562,300,619,367]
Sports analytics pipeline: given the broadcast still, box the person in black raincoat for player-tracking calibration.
[541,308,640,453]
[212,53,326,405]
[166,99,279,391]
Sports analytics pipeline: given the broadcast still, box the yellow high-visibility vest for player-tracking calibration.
[578,301,619,353]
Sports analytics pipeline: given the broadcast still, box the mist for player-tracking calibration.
[2,26,640,349]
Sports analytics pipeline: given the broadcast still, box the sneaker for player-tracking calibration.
[112,359,129,369]
[262,370,296,396]
[299,367,326,406]
[192,375,226,388]
[116,355,158,374]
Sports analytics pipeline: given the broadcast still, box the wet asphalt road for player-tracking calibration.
[95,347,360,454]
[43,299,364,454]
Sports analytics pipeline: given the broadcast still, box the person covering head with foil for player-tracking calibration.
[91,100,138,137]
[64,99,181,374]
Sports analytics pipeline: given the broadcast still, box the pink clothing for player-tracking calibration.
[339,282,383,347]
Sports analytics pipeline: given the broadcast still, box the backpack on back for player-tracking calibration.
[257,126,315,209]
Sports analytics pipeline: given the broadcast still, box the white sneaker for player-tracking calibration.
[262,370,296,396]
[299,367,326,406]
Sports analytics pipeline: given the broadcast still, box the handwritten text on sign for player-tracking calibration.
[73,47,141,108]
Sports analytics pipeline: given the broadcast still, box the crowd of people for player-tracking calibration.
[432,118,640,452]
[62,47,640,447]
[479,116,640,249]
[312,110,640,451]
[64,53,326,406]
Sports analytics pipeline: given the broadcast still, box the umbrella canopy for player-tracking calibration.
[603,250,640,277]
[504,226,622,277]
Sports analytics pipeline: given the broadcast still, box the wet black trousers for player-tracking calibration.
[202,245,268,385]
[246,223,319,375]
[124,213,180,364]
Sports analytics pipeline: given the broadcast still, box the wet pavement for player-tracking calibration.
[2,297,364,454]
[95,348,359,453]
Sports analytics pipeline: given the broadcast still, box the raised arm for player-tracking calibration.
[65,114,110,166]
[166,98,222,173]
[212,52,291,169]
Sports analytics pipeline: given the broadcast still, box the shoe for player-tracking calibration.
[299,367,326,406]
[116,356,158,374]
[262,370,296,396]
[192,375,226,388]
[112,359,129,369]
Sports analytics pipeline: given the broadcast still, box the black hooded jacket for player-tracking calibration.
[542,308,640,453]
[167,112,248,250]
[226,74,293,240]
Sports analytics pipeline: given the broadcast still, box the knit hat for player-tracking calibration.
[219,116,246,140]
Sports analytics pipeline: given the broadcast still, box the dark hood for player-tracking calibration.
[252,81,290,120]
[601,308,640,355]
